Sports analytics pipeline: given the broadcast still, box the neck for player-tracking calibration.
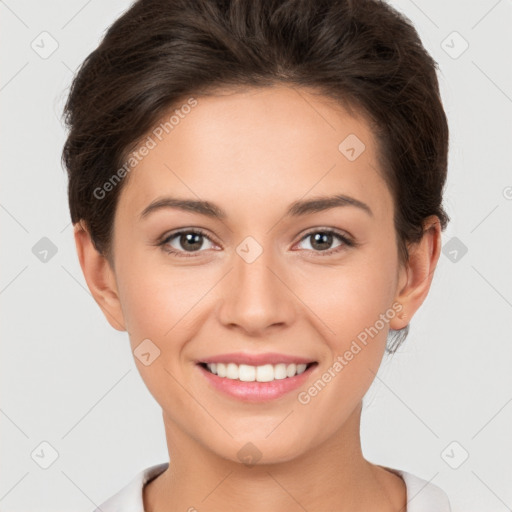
[144,402,406,512]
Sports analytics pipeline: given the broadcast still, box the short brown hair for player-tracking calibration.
[61,0,450,353]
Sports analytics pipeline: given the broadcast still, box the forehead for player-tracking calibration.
[116,85,391,222]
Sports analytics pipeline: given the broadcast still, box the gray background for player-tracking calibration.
[1,1,511,511]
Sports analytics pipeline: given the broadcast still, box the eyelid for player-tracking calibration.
[158,226,356,258]
[293,227,355,254]
[159,227,215,244]
[158,227,219,252]
[297,226,353,243]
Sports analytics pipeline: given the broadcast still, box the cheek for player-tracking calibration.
[297,248,397,401]
[294,260,395,438]
[114,257,203,414]
[116,248,207,340]
[306,253,397,344]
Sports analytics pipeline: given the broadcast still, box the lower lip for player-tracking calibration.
[197,363,317,402]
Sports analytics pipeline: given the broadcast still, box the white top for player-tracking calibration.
[93,462,452,512]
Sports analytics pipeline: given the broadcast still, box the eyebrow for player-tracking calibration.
[139,193,373,221]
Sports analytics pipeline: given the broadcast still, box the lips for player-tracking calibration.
[195,352,318,402]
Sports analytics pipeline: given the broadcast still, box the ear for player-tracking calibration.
[73,221,127,332]
[389,215,442,330]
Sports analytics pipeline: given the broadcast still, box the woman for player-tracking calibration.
[62,0,452,510]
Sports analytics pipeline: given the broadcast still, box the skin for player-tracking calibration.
[74,85,441,511]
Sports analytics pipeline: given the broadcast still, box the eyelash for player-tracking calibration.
[158,228,355,258]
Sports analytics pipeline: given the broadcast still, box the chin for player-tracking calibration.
[212,434,310,467]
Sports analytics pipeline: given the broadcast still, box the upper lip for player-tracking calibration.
[198,352,316,366]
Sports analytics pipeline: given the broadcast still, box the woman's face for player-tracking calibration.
[106,85,410,463]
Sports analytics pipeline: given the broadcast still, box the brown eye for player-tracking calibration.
[296,229,354,256]
[160,229,215,257]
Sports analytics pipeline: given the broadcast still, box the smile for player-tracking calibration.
[197,360,318,402]
[201,362,312,382]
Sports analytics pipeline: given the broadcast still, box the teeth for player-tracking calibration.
[217,363,227,377]
[226,363,238,379]
[239,364,256,382]
[205,362,309,381]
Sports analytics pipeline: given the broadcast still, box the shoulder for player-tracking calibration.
[383,465,452,512]
[91,462,169,512]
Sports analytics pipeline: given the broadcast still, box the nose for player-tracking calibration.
[216,243,296,336]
